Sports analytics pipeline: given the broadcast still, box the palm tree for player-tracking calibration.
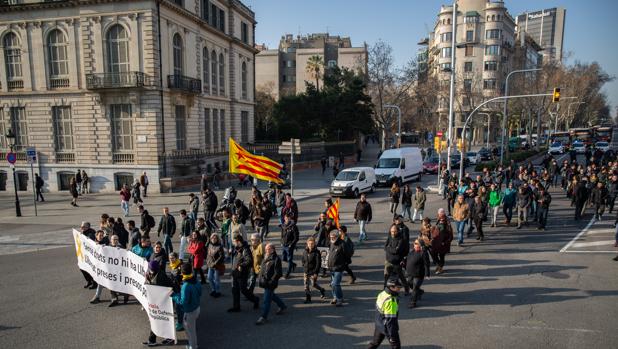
[305,55,324,92]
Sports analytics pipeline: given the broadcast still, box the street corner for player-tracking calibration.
[560,218,618,254]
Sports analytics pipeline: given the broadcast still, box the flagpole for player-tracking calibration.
[290,138,294,197]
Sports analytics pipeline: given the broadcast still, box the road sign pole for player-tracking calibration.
[290,138,294,197]
[30,162,37,216]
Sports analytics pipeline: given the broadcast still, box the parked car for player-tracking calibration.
[449,153,470,169]
[572,141,586,154]
[375,147,424,186]
[478,148,492,161]
[466,151,481,165]
[595,141,610,152]
[423,157,440,174]
[548,142,564,155]
[330,167,376,197]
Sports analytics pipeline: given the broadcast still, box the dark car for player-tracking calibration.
[478,148,492,161]
[423,157,439,174]
[449,154,470,169]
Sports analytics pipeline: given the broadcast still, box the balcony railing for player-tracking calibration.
[112,153,134,164]
[7,80,23,90]
[167,75,202,94]
[86,72,152,90]
[56,152,75,163]
[49,78,70,89]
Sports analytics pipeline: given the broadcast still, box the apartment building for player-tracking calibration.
[516,7,566,63]
[0,0,256,193]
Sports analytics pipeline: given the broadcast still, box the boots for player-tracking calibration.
[320,288,326,299]
[304,294,311,304]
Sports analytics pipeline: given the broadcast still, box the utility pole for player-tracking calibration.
[446,0,457,172]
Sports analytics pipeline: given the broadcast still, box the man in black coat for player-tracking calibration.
[328,231,348,307]
[228,235,259,312]
[574,179,589,221]
[35,173,45,202]
[156,207,175,253]
[383,224,410,295]
[138,205,154,238]
[590,182,609,220]
[79,222,97,289]
[202,188,218,230]
[143,260,174,346]
[354,193,372,242]
[405,239,430,308]
[256,243,286,325]
[301,237,326,303]
[281,213,300,279]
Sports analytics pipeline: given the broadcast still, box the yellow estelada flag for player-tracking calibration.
[327,198,340,228]
[228,138,284,184]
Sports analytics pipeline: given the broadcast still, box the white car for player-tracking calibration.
[572,142,586,154]
[466,151,481,165]
[548,142,564,155]
[330,167,376,197]
[595,141,610,152]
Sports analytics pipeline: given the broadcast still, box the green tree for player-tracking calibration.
[305,55,324,92]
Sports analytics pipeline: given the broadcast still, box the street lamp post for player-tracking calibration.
[6,129,22,217]
[499,68,542,165]
[446,0,457,172]
[384,104,401,148]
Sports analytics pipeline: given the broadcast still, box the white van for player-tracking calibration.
[330,167,376,197]
[375,147,423,186]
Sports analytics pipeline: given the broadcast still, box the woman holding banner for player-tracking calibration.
[173,263,202,349]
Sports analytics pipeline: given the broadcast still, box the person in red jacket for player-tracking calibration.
[120,184,131,217]
[187,231,206,284]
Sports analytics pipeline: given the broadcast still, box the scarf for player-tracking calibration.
[182,273,194,281]
[170,259,181,270]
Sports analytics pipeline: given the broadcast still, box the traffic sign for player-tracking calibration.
[278,139,301,155]
[427,132,434,141]
[26,147,36,164]
[6,152,16,165]
[437,131,443,137]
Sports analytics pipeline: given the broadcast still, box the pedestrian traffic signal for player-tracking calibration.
[552,88,560,103]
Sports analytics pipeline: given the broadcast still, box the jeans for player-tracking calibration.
[412,208,423,222]
[455,220,466,244]
[179,236,189,260]
[94,284,104,299]
[189,211,198,223]
[537,206,549,228]
[358,220,368,241]
[184,307,200,349]
[121,200,129,216]
[491,206,500,226]
[282,246,296,275]
[260,288,286,319]
[248,270,257,294]
[503,205,513,222]
[163,234,173,253]
[330,271,343,301]
[517,206,527,227]
[204,210,217,230]
[411,277,424,303]
[401,204,412,221]
[207,267,220,293]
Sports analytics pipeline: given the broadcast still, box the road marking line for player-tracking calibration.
[488,324,601,334]
[559,250,616,254]
[559,217,595,253]
[570,240,616,248]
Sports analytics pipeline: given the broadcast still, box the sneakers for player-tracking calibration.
[255,317,266,325]
[330,299,337,305]
[320,289,326,299]
[349,277,356,285]
[335,301,343,307]
[276,306,286,315]
[161,339,174,345]
[142,341,158,347]
[175,323,184,331]
[90,297,100,304]
[108,299,119,308]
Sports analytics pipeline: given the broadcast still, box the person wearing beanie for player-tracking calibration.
[143,260,174,347]
[173,263,202,349]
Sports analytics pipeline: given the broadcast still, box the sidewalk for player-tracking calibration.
[0,142,382,255]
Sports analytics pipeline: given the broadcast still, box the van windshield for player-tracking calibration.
[377,158,400,169]
[335,171,359,181]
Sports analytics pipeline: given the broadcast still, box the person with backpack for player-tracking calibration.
[35,173,45,202]
[179,209,195,260]
[139,205,155,238]
[338,226,356,284]
[172,263,202,349]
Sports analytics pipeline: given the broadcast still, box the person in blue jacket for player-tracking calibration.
[502,182,517,226]
[173,263,202,349]
[131,236,153,260]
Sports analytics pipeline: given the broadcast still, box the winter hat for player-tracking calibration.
[148,260,160,273]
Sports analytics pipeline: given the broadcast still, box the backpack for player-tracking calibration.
[146,214,156,229]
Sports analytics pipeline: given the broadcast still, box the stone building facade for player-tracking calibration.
[0,0,256,193]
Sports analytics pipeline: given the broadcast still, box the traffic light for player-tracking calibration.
[552,88,560,103]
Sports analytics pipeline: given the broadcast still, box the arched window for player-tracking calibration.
[47,30,69,80]
[202,47,210,94]
[447,18,451,25]
[241,61,247,100]
[172,33,183,76]
[106,25,130,73]
[3,32,22,81]
[211,50,217,95]
[219,52,225,95]
[492,15,495,21]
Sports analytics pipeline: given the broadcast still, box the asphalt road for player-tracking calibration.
[1,158,618,349]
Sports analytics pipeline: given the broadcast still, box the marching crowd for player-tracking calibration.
[74,145,618,349]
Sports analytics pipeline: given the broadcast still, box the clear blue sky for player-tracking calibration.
[245,0,618,113]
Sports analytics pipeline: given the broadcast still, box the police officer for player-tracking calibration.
[368,278,402,349]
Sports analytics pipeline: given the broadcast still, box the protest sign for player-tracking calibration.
[318,247,330,270]
[72,229,176,340]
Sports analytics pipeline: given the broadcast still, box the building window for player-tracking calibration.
[465,46,473,57]
[486,29,501,39]
[466,30,474,42]
[483,79,497,90]
[241,111,249,143]
[219,53,225,95]
[327,60,337,68]
[47,30,69,81]
[241,22,248,44]
[484,61,498,71]
[439,63,451,72]
[109,104,133,152]
[173,0,183,7]
[3,33,22,82]
[286,60,295,68]
[464,15,479,23]
[212,109,219,148]
[173,34,183,76]
[9,107,27,150]
[52,106,73,151]
[441,47,452,58]
[210,3,218,28]
[202,47,210,94]
[175,105,186,150]
[219,109,225,148]
[464,62,473,72]
[241,61,248,100]
[485,45,500,56]
[463,79,472,92]
[218,9,225,32]
[201,0,209,22]
[440,32,452,43]
[106,25,130,73]
[211,50,218,95]
[204,108,211,148]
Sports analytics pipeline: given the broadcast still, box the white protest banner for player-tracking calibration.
[72,229,176,340]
